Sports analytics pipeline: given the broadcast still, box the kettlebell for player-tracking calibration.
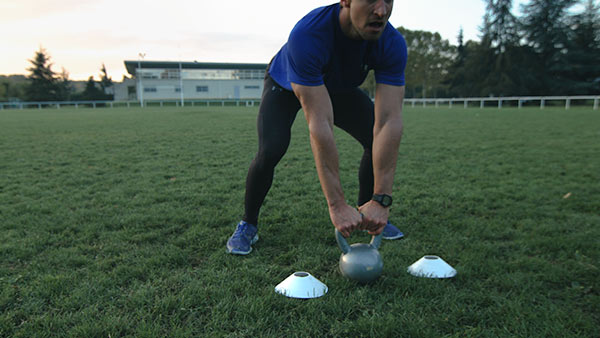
[335,229,383,284]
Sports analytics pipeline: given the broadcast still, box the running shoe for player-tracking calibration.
[382,221,404,240]
[226,221,259,255]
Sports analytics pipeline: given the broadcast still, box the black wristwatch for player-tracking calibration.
[372,194,393,208]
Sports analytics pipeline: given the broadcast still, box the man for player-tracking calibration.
[227,0,407,255]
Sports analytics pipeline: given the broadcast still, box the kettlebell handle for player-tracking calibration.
[335,229,382,254]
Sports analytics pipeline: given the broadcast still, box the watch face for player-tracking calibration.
[381,195,392,207]
[373,194,392,207]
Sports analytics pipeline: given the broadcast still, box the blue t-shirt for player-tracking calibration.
[269,3,407,92]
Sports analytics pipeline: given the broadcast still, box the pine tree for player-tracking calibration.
[25,47,61,101]
[80,76,105,101]
[56,68,73,101]
[484,0,519,51]
[478,0,523,96]
[520,0,578,94]
[99,63,114,99]
[564,0,600,94]
[444,28,470,97]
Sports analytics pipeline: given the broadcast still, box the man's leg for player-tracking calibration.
[329,88,404,239]
[244,77,301,225]
[227,75,301,254]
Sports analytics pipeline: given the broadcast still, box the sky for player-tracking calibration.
[0,0,528,81]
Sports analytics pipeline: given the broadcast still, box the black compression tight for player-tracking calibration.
[243,75,376,226]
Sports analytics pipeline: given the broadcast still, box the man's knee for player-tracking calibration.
[255,143,288,169]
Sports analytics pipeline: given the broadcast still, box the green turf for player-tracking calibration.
[1,106,598,337]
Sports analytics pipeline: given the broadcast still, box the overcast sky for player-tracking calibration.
[0,0,529,81]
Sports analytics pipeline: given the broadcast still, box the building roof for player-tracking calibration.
[124,60,268,76]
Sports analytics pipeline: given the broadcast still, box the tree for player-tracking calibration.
[483,0,519,52]
[520,0,578,94]
[56,67,73,101]
[0,75,27,101]
[25,47,62,101]
[445,34,489,97]
[397,27,455,98]
[446,0,586,97]
[456,27,465,63]
[476,0,524,96]
[444,29,464,97]
[563,0,600,94]
[99,63,114,99]
[78,76,105,101]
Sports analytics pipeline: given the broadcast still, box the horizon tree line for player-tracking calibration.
[444,0,600,97]
[1,47,115,102]
[362,0,599,98]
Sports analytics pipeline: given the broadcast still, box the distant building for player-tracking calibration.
[113,60,268,102]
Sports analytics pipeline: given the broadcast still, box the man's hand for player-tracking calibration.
[358,200,389,235]
[329,203,363,238]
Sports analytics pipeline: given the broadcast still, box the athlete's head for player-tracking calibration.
[339,0,394,41]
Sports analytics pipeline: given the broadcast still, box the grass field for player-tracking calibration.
[1,106,599,337]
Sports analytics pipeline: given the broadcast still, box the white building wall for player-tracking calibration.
[137,79,264,100]
[113,78,137,101]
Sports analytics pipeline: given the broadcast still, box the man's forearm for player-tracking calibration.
[372,84,405,195]
[306,113,363,237]
[372,114,403,194]
[307,119,347,207]
[291,83,347,208]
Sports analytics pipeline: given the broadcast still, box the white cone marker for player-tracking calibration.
[407,255,457,278]
[275,272,328,299]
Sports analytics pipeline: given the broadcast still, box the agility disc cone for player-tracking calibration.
[274,272,328,299]
[407,255,457,278]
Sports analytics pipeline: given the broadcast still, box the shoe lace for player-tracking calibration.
[233,222,251,239]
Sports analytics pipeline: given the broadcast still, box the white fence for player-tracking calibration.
[0,99,261,110]
[404,95,599,110]
[1,95,598,110]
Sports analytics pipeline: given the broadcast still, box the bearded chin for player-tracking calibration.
[360,30,383,41]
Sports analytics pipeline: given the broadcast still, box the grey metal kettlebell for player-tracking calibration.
[335,229,383,284]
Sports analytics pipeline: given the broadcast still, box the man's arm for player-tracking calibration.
[291,83,362,238]
[359,83,405,235]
